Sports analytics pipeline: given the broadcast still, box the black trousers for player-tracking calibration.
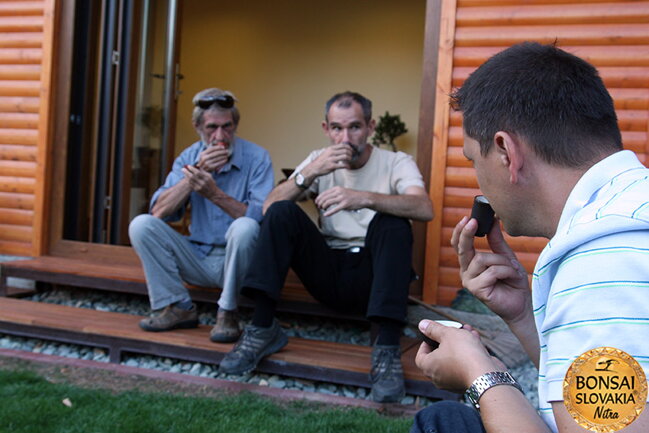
[410,401,485,433]
[242,201,413,323]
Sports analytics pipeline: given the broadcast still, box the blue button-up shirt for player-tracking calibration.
[150,136,274,257]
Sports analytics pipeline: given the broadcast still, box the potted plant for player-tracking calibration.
[371,111,407,152]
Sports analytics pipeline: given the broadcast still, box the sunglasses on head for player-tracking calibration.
[195,94,235,109]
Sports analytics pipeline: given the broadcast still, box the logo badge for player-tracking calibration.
[564,347,647,432]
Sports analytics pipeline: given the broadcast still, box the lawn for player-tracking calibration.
[0,369,412,433]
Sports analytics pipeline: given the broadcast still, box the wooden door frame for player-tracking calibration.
[412,0,442,299]
[44,0,445,285]
[46,0,140,264]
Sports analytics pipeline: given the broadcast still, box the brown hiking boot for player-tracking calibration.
[139,303,198,332]
[210,309,241,343]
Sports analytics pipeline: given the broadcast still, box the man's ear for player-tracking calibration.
[368,118,376,134]
[322,120,329,134]
[493,131,523,184]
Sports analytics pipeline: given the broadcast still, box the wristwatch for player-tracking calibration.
[465,371,523,408]
[294,171,309,189]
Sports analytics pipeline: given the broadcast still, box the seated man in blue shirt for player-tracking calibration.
[129,88,274,343]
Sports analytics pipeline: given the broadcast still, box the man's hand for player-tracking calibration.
[451,216,531,324]
[314,186,366,216]
[304,144,352,179]
[182,165,218,197]
[415,320,500,393]
[197,144,230,172]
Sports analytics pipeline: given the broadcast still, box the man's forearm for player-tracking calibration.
[206,186,247,219]
[480,386,551,433]
[151,179,193,219]
[506,309,541,369]
[262,179,306,214]
[364,191,433,222]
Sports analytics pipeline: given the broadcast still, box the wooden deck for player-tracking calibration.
[0,256,359,320]
[0,256,459,401]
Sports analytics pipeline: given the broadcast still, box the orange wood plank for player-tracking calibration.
[454,45,649,67]
[0,223,31,242]
[0,143,36,161]
[0,175,35,193]
[0,297,431,382]
[457,2,649,27]
[0,112,39,128]
[0,208,32,225]
[0,16,43,32]
[0,64,40,80]
[0,160,36,177]
[0,96,39,113]
[455,23,649,47]
[0,79,39,96]
[0,33,41,48]
[0,48,42,64]
[0,2,45,17]
[0,191,33,209]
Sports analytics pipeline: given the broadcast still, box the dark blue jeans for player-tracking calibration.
[410,401,486,433]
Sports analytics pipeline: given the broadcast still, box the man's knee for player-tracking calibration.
[128,214,161,244]
[226,217,260,245]
[371,213,411,231]
[265,200,300,222]
[411,401,483,433]
[366,213,413,248]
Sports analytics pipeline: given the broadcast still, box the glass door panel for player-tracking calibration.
[63,0,180,245]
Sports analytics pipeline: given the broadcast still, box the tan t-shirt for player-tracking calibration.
[291,146,425,249]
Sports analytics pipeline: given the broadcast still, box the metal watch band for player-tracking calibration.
[465,371,523,408]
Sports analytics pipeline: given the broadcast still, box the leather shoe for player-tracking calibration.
[139,303,198,332]
[210,308,241,343]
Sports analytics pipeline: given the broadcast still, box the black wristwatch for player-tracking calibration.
[294,171,309,189]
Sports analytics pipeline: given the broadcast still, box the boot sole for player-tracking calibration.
[369,387,406,403]
[139,319,199,332]
[219,332,288,375]
[209,332,241,343]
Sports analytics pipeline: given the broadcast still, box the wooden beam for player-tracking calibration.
[412,0,443,296]
[422,0,457,304]
[32,0,56,256]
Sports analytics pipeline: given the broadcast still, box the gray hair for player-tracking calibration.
[191,88,240,127]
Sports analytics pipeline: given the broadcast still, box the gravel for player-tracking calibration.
[0,283,538,408]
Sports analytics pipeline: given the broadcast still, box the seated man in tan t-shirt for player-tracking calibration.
[219,91,434,403]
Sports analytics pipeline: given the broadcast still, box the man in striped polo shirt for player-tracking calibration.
[412,42,649,432]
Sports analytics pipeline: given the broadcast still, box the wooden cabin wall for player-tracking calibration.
[423,0,649,305]
[0,0,55,257]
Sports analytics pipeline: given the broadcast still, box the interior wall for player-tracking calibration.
[176,0,426,182]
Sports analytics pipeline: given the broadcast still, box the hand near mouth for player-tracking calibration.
[197,143,230,172]
[309,144,353,177]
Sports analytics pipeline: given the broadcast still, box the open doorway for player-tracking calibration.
[63,0,181,245]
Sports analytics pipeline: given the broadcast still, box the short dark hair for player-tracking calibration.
[325,91,372,124]
[451,42,622,167]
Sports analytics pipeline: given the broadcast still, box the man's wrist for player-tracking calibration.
[465,371,523,408]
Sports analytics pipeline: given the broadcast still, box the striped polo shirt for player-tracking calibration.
[532,150,649,432]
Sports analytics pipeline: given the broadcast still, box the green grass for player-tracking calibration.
[0,369,412,433]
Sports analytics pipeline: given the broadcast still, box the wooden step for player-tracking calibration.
[0,297,458,401]
[0,256,358,320]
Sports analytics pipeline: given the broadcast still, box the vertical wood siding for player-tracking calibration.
[424,0,649,305]
[0,0,53,256]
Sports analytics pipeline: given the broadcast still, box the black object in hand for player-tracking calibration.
[471,195,495,237]
[417,320,463,350]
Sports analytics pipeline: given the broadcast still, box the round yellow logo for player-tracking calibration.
[563,347,647,432]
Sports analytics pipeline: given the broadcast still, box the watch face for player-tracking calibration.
[296,173,305,187]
